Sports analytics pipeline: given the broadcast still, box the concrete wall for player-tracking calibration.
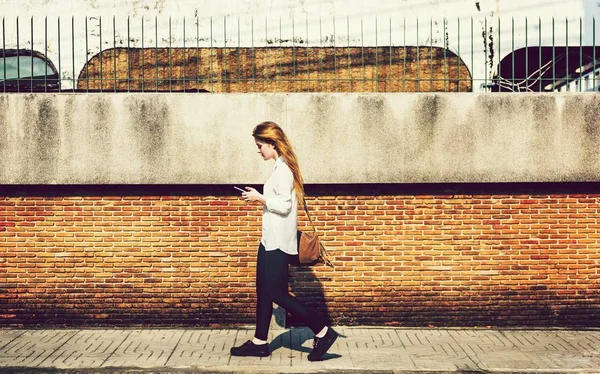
[1,92,600,185]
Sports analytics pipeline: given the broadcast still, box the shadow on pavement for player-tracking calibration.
[269,326,342,361]
[268,261,344,361]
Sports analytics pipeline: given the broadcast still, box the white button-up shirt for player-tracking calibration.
[261,157,298,255]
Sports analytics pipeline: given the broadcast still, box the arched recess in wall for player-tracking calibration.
[77,47,472,92]
[489,46,600,92]
[0,49,60,92]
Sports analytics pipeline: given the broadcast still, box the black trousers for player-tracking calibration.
[255,243,325,341]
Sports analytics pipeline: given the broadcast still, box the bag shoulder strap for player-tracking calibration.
[301,197,317,233]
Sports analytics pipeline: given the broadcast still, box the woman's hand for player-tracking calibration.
[242,187,266,205]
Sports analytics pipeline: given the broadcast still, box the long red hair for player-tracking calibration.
[253,121,305,201]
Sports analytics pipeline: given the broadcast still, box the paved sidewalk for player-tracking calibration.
[1,327,599,373]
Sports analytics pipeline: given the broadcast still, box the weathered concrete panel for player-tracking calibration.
[1,92,599,184]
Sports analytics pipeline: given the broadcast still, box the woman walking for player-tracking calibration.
[230,121,338,362]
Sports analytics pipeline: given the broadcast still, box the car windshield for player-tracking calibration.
[0,55,54,81]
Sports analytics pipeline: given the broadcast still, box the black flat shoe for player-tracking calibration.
[230,340,270,357]
[308,328,339,361]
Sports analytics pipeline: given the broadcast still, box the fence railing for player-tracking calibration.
[0,16,598,93]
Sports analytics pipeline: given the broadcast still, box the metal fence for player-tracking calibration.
[0,15,598,93]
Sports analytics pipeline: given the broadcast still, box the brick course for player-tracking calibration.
[1,185,599,327]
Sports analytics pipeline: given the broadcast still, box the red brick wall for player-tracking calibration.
[1,184,599,327]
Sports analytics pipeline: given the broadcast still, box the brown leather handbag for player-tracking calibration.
[297,198,334,267]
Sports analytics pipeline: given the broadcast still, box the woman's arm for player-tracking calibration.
[264,177,293,215]
[243,166,293,215]
[243,187,266,206]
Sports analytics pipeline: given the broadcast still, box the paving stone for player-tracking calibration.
[340,328,412,371]
[450,329,533,371]
[0,330,78,367]
[1,327,599,373]
[397,329,477,372]
[165,329,236,368]
[101,329,183,368]
[558,329,600,364]
[502,329,600,371]
[37,329,131,369]
[0,329,26,350]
